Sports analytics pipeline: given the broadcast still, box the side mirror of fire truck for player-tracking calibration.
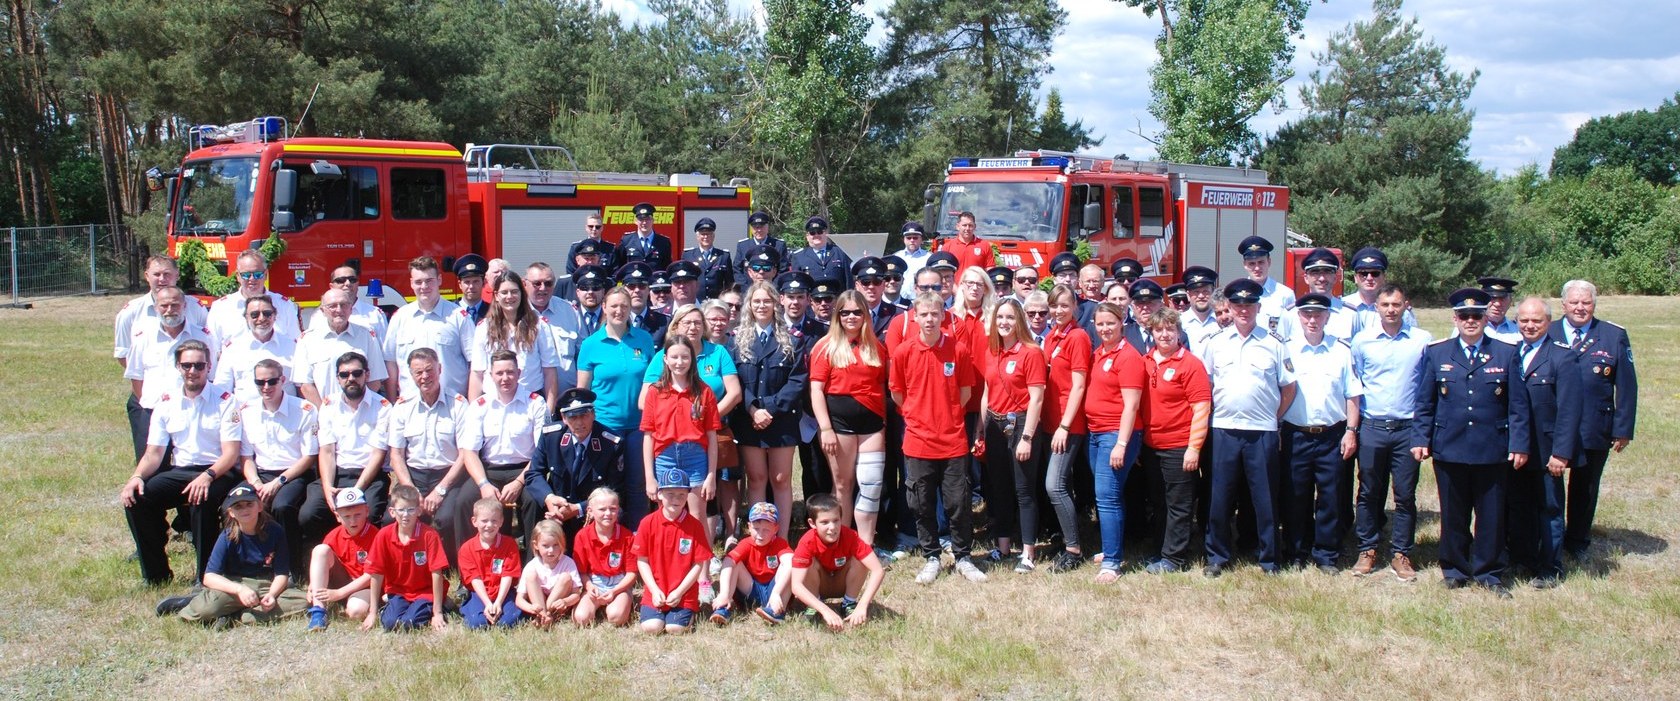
[1082,202,1102,234]
[271,169,298,232]
[922,184,941,235]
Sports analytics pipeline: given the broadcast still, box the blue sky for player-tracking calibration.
[611,0,1680,175]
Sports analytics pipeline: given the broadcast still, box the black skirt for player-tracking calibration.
[827,394,885,435]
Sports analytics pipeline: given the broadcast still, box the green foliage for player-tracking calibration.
[175,230,287,297]
[1500,165,1680,295]
[1034,89,1101,152]
[1125,0,1312,165]
[1551,92,1680,187]
[1380,238,1464,305]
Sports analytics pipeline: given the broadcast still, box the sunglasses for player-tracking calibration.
[1015,277,1038,284]
[253,377,283,387]
[178,361,208,371]
[247,309,275,319]
[1355,270,1383,278]
[749,265,773,273]
[1025,310,1049,317]
[337,369,367,379]
[837,309,865,318]
[332,275,358,285]
[916,284,943,292]
[529,280,555,288]
[859,278,884,286]
[586,224,603,230]
[1455,311,1485,321]
[237,271,266,281]
[884,275,903,283]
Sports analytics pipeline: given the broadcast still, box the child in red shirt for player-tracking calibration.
[790,494,886,631]
[305,487,378,631]
[633,467,711,635]
[639,336,720,521]
[363,484,449,631]
[458,497,524,629]
[709,501,792,626]
[572,488,638,627]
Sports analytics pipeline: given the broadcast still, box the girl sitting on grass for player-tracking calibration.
[171,483,307,628]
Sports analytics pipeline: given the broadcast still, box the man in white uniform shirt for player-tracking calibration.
[298,287,389,404]
[122,286,213,461]
[384,256,474,399]
[213,294,299,403]
[114,255,209,369]
[298,351,391,550]
[206,250,302,349]
[305,262,390,343]
[447,350,548,555]
[1279,293,1363,574]
[385,348,470,561]
[229,358,320,575]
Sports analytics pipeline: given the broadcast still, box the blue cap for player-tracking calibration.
[1165,283,1187,300]
[901,221,926,235]
[805,216,829,232]
[1449,287,1491,312]
[572,239,601,256]
[1050,252,1082,275]
[1477,276,1518,298]
[453,253,487,279]
[880,255,908,276]
[812,278,841,299]
[987,266,1012,286]
[222,483,260,510]
[1301,247,1340,271]
[1129,279,1164,302]
[1224,279,1264,304]
[632,202,656,218]
[745,245,779,269]
[656,466,690,490]
[851,256,886,281]
[1110,258,1143,280]
[776,271,815,295]
[557,387,596,415]
[693,217,717,232]
[1180,265,1217,288]
[616,262,653,285]
[574,265,613,291]
[748,210,771,226]
[1238,236,1274,259]
[665,260,701,283]
[649,270,671,290]
[1350,247,1388,271]
[926,251,959,271]
[1296,293,1332,311]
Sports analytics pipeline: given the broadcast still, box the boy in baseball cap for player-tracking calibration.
[710,501,794,625]
[631,467,711,634]
[304,487,377,631]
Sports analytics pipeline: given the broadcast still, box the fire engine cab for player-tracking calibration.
[161,116,753,309]
[925,149,1320,291]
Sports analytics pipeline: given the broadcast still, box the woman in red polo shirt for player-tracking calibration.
[1041,284,1092,573]
[979,299,1047,572]
[808,290,888,544]
[1084,301,1146,583]
[1139,307,1211,574]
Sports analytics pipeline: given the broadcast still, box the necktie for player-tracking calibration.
[817,247,827,266]
[1571,327,1584,347]
[584,311,599,336]
[573,439,587,476]
[758,328,770,344]
[1521,342,1535,373]
[1465,344,1478,360]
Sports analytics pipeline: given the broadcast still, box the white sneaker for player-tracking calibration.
[915,557,942,585]
[954,557,989,583]
[699,579,715,603]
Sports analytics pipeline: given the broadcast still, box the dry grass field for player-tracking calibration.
[2,294,1677,700]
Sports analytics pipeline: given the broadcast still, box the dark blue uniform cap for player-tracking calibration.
[901,221,926,235]
[926,251,960,271]
[805,216,829,232]
[851,256,886,281]
[572,239,600,256]
[649,270,671,290]
[665,261,701,282]
[1110,258,1143,280]
[812,278,841,299]
[1224,278,1264,304]
[453,253,487,279]
[748,210,771,226]
[557,387,596,415]
[776,271,815,295]
[880,255,908,276]
[633,202,656,217]
[1238,235,1274,259]
[575,265,613,291]
[1129,279,1164,301]
[1350,247,1388,271]
[1050,252,1082,275]
[988,266,1012,286]
[1180,265,1217,288]
[1165,283,1188,300]
[1301,247,1340,271]
[222,483,259,510]
[694,217,717,232]
[745,246,778,268]
[1296,292,1333,311]
[1449,287,1491,312]
[616,262,653,284]
[1476,276,1519,298]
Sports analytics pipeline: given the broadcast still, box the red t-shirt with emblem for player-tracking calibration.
[883,307,954,354]
[1042,322,1093,434]
[983,341,1048,414]
[323,522,379,579]
[889,333,975,460]
[573,522,635,580]
[1144,347,1212,449]
[457,533,523,600]
[726,535,793,583]
[953,312,987,412]
[792,527,873,573]
[638,383,720,458]
[808,336,888,418]
[632,509,711,609]
[945,236,993,273]
[366,522,448,601]
[1085,341,1148,434]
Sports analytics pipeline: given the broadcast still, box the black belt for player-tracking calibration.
[1363,418,1410,431]
[486,463,527,472]
[1285,421,1345,435]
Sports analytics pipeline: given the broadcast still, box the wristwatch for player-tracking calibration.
[276,474,289,486]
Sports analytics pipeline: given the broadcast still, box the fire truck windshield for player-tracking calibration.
[172,157,258,235]
[938,181,1064,241]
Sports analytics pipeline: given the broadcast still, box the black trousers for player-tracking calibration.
[1564,448,1610,554]
[298,471,391,547]
[441,464,538,566]
[1282,424,1344,566]
[1434,460,1509,586]
[1144,446,1196,567]
[906,456,973,559]
[982,414,1041,547]
[124,465,238,584]
[259,469,319,577]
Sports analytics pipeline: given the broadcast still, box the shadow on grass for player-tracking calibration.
[1569,527,1670,579]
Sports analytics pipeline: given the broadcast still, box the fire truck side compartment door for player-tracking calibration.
[500,208,595,273]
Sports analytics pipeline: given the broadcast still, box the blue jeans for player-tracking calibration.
[654,441,709,487]
[1044,434,1089,552]
[462,595,524,629]
[1088,430,1143,567]
[381,596,435,631]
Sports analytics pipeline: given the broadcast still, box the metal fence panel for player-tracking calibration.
[3,225,135,307]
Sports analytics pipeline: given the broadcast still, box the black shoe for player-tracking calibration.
[1442,578,1471,590]
[209,615,235,631]
[1203,563,1225,579]
[1049,550,1083,573]
[1532,576,1562,590]
[155,596,193,617]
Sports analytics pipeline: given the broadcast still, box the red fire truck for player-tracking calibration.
[925,149,1326,292]
[160,116,753,309]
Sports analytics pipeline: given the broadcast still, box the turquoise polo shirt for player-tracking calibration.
[578,326,655,433]
[642,339,738,401]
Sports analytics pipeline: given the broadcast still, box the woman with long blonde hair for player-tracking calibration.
[808,290,888,544]
[978,298,1048,571]
[731,281,808,540]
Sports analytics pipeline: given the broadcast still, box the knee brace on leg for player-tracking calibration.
[856,452,886,514]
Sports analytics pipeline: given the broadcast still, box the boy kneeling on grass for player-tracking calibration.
[517,519,583,628]
[790,493,886,632]
[459,497,524,629]
[572,488,637,628]
[363,484,449,631]
[709,501,793,626]
[176,483,308,628]
[633,467,712,635]
[305,487,378,631]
